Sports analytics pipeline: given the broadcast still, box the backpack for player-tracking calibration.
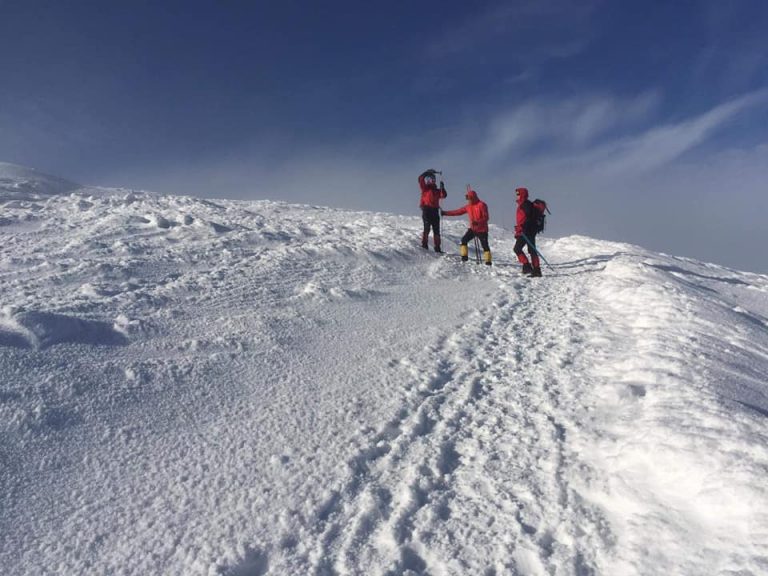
[531,199,550,233]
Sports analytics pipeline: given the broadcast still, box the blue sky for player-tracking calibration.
[2,1,767,271]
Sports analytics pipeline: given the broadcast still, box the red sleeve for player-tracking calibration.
[442,206,467,217]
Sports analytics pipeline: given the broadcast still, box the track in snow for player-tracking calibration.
[250,261,612,576]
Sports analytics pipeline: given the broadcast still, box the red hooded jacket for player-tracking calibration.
[515,187,536,238]
[419,174,447,209]
[442,190,489,233]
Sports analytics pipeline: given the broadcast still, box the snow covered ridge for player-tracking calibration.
[1,170,767,575]
[0,162,81,200]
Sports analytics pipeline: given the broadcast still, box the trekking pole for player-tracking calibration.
[473,236,481,264]
[438,172,446,225]
[521,233,554,271]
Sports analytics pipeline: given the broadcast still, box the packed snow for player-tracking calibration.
[1,163,767,576]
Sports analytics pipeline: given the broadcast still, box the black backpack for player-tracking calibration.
[531,199,550,233]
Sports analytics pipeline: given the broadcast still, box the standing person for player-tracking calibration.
[513,187,541,277]
[441,188,492,265]
[418,169,447,252]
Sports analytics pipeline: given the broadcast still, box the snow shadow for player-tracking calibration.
[0,310,129,349]
[0,329,32,348]
[736,400,768,419]
[552,252,630,270]
[222,547,269,576]
[546,252,630,276]
[645,263,749,286]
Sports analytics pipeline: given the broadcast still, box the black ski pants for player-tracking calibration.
[422,207,441,237]
[461,230,490,251]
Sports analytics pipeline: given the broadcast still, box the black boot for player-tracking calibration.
[522,263,533,275]
[531,267,542,277]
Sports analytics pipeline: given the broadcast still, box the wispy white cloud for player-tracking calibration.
[482,91,661,161]
[552,88,768,176]
[460,88,768,182]
[425,0,599,64]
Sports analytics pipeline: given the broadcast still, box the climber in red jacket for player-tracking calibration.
[513,187,541,276]
[441,188,492,265]
[418,169,447,252]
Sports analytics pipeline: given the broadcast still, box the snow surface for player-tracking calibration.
[1,164,767,575]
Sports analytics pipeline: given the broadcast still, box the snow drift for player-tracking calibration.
[1,164,767,575]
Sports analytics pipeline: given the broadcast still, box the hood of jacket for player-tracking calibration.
[515,187,529,205]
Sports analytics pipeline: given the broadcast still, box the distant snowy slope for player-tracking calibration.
[1,171,767,575]
[0,162,81,200]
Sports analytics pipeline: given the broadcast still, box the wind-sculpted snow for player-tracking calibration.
[0,308,128,349]
[1,168,767,575]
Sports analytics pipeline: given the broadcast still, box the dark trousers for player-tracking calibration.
[461,230,490,251]
[422,207,441,237]
[421,207,442,249]
[514,234,540,267]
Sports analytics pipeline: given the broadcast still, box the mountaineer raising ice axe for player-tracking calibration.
[441,185,492,266]
[418,169,447,252]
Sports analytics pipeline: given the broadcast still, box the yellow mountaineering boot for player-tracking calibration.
[484,250,492,266]
[459,244,469,262]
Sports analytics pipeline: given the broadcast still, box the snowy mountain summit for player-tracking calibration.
[1,164,767,575]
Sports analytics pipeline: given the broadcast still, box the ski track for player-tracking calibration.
[2,181,768,576]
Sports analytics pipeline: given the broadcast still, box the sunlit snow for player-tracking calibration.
[1,163,767,575]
